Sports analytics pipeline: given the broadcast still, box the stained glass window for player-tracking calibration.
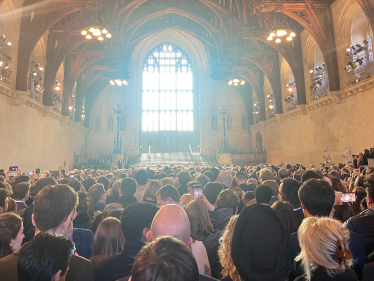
[142,44,193,132]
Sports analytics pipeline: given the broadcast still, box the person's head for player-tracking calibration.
[254,185,273,204]
[97,176,109,191]
[298,179,335,217]
[13,182,30,201]
[203,171,214,182]
[67,180,81,192]
[259,168,275,183]
[147,204,192,245]
[203,182,224,206]
[296,217,352,281]
[91,217,125,266]
[159,178,175,187]
[271,201,297,233]
[81,178,96,192]
[365,174,374,208]
[195,174,210,188]
[216,172,232,188]
[262,180,279,196]
[142,180,162,201]
[210,168,219,181]
[293,170,306,182]
[120,178,137,197]
[88,183,106,204]
[177,171,192,186]
[216,189,240,214]
[279,178,301,207]
[0,212,23,259]
[33,184,78,235]
[218,215,240,281]
[242,191,255,206]
[246,178,258,186]
[18,233,74,281]
[235,171,247,185]
[331,177,347,193]
[231,204,294,281]
[0,189,8,214]
[33,177,57,198]
[180,194,191,206]
[135,169,148,186]
[155,185,180,206]
[132,236,199,281]
[278,168,290,180]
[7,198,17,213]
[185,199,213,239]
[14,175,30,185]
[121,202,158,242]
[301,170,320,182]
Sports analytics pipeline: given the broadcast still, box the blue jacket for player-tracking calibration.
[73,228,94,260]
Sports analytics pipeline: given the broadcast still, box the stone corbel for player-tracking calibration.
[297,105,307,115]
[274,114,283,122]
[42,106,53,117]
[329,91,340,104]
[14,91,30,106]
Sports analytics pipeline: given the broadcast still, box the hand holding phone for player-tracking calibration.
[340,193,356,203]
[193,184,203,199]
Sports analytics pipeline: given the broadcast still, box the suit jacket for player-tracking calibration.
[73,228,94,260]
[15,201,27,211]
[0,246,94,281]
[22,203,34,234]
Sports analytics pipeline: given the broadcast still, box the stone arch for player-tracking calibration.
[95,116,101,132]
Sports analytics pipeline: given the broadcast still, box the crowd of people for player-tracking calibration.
[0,160,373,281]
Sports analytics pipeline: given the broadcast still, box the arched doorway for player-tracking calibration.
[140,43,199,153]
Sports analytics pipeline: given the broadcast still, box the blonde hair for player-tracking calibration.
[259,168,275,182]
[142,180,162,201]
[160,178,175,187]
[296,217,353,281]
[218,215,240,281]
[246,178,258,186]
[185,199,213,239]
[180,194,191,206]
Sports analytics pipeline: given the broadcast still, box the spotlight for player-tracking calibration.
[287,87,293,92]
[6,41,11,46]
[275,38,281,43]
[267,36,273,41]
[269,104,274,109]
[286,36,292,41]
[39,67,43,71]
[69,106,73,111]
[55,86,60,91]
[310,69,314,74]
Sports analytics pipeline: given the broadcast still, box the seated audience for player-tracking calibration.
[131,237,200,281]
[94,202,158,281]
[17,233,74,281]
[272,201,297,233]
[254,184,273,205]
[279,178,304,228]
[12,183,29,211]
[90,217,125,268]
[117,178,137,208]
[295,217,357,281]
[0,213,23,259]
[88,183,107,212]
[155,185,181,206]
[140,180,161,204]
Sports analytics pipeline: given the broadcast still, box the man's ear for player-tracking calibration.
[52,270,62,281]
[187,236,193,246]
[142,228,150,241]
[119,189,123,197]
[167,197,173,204]
[32,213,36,227]
[300,201,306,210]
[146,231,152,242]
[0,207,3,214]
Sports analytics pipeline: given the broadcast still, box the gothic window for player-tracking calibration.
[120,115,126,131]
[142,44,193,132]
[95,116,101,132]
[107,115,113,132]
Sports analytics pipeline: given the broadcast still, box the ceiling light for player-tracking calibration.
[269,104,274,109]
[86,34,92,39]
[102,29,108,34]
[287,87,293,92]
[276,30,287,37]
[81,30,87,36]
[106,33,112,38]
[286,36,292,41]
[267,36,273,41]
[290,32,296,37]
[275,38,281,43]
[55,86,60,91]
[98,36,104,41]
[310,69,314,74]
[93,29,101,36]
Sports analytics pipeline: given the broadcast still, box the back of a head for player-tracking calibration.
[121,202,159,241]
[235,171,247,183]
[203,171,215,182]
[34,185,78,232]
[262,180,279,196]
[293,170,306,182]
[13,182,30,200]
[14,175,30,185]
[194,175,210,189]
[259,168,275,182]
[301,170,320,182]
[177,171,192,186]
[331,177,347,193]
[156,185,180,203]
[88,183,105,204]
[298,179,335,217]
[160,178,175,187]
[278,168,290,180]
[254,185,273,204]
[18,233,74,281]
[185,199,213,239]
[210,167,219,181]
[150,204,191,243]
[132,236,199,281]
[34,177,57,197]
[120,178,137,196]
[231,204,293,281]
[203,182,224,205]
[216,172,231,187]
[243,191,255,203]
[216,189,240,212]
[281,178,301,206]
[68,179,81,192]
[271,201,297,233]
[365,174,374,202]
[82,178,96,190]
[143,180,162,199]
[0,212,22,259]
[97,176,110,191]
[330,170,340,179]
[135,169,148,186]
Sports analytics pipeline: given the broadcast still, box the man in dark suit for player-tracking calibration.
[13,182,30,211]
[0,184,94,281]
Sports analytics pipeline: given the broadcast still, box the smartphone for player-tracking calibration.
[193,184,203,199]
[340,193,357,203]
[0,169,4,173]
[70,174,75,180]
[9,166,18,171]
[28,172,33,176]
[36,168,40,174]
[262,164,267,168]
[365,165,369,170]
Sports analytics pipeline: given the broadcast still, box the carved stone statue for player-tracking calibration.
[343,145,353,164]
[323,147,332,166]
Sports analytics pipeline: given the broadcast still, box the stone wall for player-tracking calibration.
[0,83,86,172]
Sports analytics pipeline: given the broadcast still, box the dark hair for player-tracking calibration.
[14,175,30,185]
[177,171,192,186]
[365,174,374,202]
[333,203,354,223]
[298,179,335,217]
[280,178,301,206]
[82,178,96,191]
[58,178,69,185]
[0,189,8,209]
[132,236,199,281]
[216,190,240,212]
[68,179,81,192]
[235,171,247,182]
[360,197,367,210]
[210,168,219,182]
[120,203,158,241]
[135,169,148,186]
[203,171,215,182]
[293,170,306,182]
[34,177,57,197]
[278,168,290,180]
[331,177,347,193]
[271,201,297,233]
[254,185,273,204]
[120,178,137,196]
[34,185,78,232]
[243,191,255,202]
[17,233,74,281]
[301,170,320,182]
[352,190,367,215]
[88,183,106,204]
[203,182,224,205]
[0,213,22,258]
[97,177,110,191]
[13,182,30,200]
[156,185,180,203]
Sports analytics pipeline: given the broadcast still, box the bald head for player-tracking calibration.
[216,171,231,188]
[149,204,191,244]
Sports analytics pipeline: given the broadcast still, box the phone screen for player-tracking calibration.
[9,166,18,171]
[70,174,75,180]
[193,188,203,199]
[28,172,33,176]
[340,193,357,203]
[262,164,267,168]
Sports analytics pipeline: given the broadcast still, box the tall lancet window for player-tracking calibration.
[142,44,193,132]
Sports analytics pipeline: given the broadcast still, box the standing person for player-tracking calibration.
[88,183,107,212]
[12,183,29,211]
[279,178,304,228]
[177,171,192,195]
[0,184,94,281]
[0,213,24,259]
[133,169,148,202]
[117,178,137,208]
[141,180,162,204]
[0,189,8,214]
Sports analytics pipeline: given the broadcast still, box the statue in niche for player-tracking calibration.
[211,114,217,131]
[226,114,232,131]
[241,115,247,131]
[343,145,353,164]
[323,147,332,167]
